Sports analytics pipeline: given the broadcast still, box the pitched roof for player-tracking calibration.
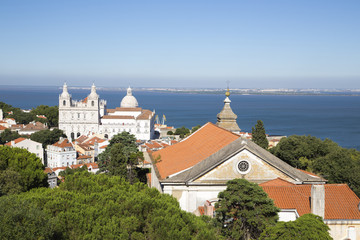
[259,178,295,186]
[5,137,27,146]
[152,122,240,180]
[154,124,323,184]
[261,182,360,220]
[53,138,73,148]
[75,135,88,144]
[136,109,154,120]
[107,107,142,113]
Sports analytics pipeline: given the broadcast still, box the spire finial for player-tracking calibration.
[225,80,230,97]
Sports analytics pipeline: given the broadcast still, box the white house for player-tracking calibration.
[5,137,44,164]
[46,138,77,168]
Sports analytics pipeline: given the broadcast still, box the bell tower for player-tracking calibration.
[216,88,241,133]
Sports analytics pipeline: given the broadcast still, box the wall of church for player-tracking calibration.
[163,184,227,213]
[194,149,295,184]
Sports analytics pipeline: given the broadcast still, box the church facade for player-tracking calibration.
[59,83,156,140]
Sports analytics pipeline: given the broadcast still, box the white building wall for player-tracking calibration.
[14,139,44,164]
[46,146,77,168]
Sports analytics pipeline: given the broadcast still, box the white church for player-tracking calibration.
[58,83,156,141]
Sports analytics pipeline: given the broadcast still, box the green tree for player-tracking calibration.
[0,173,220,240]
[30,128,66,148]
[313,147,360,197]
[191,125,201,133]
[270,135,339,170]
[175,126,190,138]
[215,179,279,240]
[252,120,269,149]
[260,214,332,240]
[0,129,21,144]
[0,146,47,196]
[98,132,143,183]
[167,130,173,135]
[32,105,59,127]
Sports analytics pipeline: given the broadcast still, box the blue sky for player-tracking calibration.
[0,1,359,88]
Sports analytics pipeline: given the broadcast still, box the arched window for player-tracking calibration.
[77,132,81,137]
[104,134,108,139]
[63,100,66,106]
[71,132,75,139]
[92,101,94,106]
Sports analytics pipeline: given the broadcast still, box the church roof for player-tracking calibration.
[136,109,154,120]
[152,122,240,180]
[107,107,142,113]
[261,182,360,220]
[120,87,138,108]
[152,122,323,184]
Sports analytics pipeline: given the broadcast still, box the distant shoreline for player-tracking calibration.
[1,85,360,96]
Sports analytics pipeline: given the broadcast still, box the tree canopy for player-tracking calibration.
[215,179,279,240]
[30,128,66,148]
[260,214,332,240]
[0,173,220,240]
[175,126,190,138]
[252,120,268,149]
[0,129,22,145]
[270,134,360,197]
[98,132,143,183]
[0,146,47,196]
[0,102,58,127]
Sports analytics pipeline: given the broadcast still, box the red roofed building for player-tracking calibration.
[150,122,325,216]
[259,179,360,240]
[46,138,77,168]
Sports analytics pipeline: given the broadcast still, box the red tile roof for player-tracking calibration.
[5,137,26,146]
[44,167,54,173]
[259,178,295,186]
[152,122,240,179]
[260,181,360,220]
[136,109,153,120]
[53,138,73,148]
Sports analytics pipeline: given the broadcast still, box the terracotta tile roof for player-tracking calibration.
[107,107,142,113]
[0,125,7,130]
[136,109,153,120]
[76,135,88,144]
[77,155,92,160]
[261,181,360,220]
[259,178,295,186]
[77,143,93,151]
[22,122,47,131]
[102,115,135,119]
[84,137,105,145]
[44,167,54,174]
[198,206,205,216]
[152,122,240,179]
[52,167,67,172]
[71,163,98,169]
[53,138,73,148]
[100,145,108,149]
[82,97,88,103]
[5,137,27,146]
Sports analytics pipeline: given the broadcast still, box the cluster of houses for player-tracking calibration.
[1,87,359,240]
[0,109,48,135]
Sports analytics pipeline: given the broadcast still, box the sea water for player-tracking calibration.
[0,85,359,150]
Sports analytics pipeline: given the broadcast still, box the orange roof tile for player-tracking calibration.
[77,155,92,160]
[5,137,26,146]
[261,182,360,220]
[76,135,88,143]
[53,138,73,148]
[152,122,240,179]
[44,167,54,173]
[259,178,295,186]
[136,109,153,120]
[100,145,108,149]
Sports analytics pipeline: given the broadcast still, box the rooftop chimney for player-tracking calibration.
[311,184,325,218]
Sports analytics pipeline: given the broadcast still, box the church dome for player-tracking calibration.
[120,87,138,108]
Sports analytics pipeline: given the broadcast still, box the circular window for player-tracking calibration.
[237,160,251,174]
